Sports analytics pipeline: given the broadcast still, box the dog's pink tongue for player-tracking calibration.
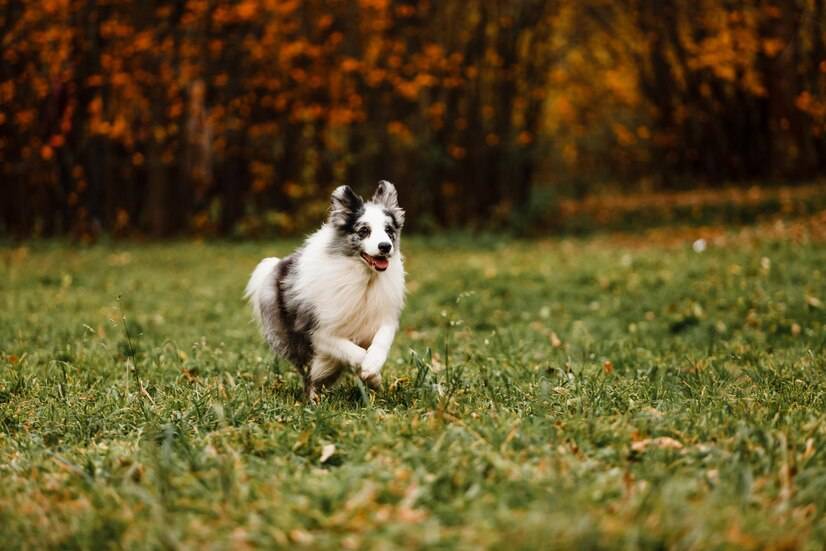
[373,257,389,270]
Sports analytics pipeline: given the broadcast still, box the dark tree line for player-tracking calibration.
[1,0,824,238]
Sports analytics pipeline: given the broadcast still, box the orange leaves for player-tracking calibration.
[359,0,390,11]
[133,31,154,52]
[517,131,533,146]
[795,92,826,121]
[396,4,416,18]
[426,102,445,127]
[235,0,258,21]
[366,68,387,87]
[448,145,466,160]
[284,181,304,199]
[6,0,823,240]
[394,79,419,100]
[612,124,636,146]
[387,121,413,145]
[213,73,230,88]
[341,58,361,73]
[14,109,35,129]
[0,80,14,103]
[423,43,445,62]
[761,38,785,57]
[41,0,69,15]
[213,2,262,24]
[485,133,500,146]
[250,161,275,193]
[49,135,65,148]
[279,39,312,63]
[317,14,334,30]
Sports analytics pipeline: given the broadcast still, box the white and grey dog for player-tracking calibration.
[245,181,405,400]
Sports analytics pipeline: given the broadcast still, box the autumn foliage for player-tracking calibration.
[1,0,825,237]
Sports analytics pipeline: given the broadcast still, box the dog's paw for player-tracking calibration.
[360,370,382,391]
[304,382,321,404]
[359,350,386,391]
[360,351,385,377]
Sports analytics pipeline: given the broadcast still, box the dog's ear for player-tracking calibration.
[372,180,399,208]
[372,180,405,227]
[329,185,364,227]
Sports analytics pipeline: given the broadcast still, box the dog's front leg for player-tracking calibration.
[312,333,367,367]
[360,322,398,390]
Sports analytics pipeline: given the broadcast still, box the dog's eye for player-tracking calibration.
[357,227,370,238]
[385,225,394,236]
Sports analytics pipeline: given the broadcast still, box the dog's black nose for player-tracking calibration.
[378,242,392,254]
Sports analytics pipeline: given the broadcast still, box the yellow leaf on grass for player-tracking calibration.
[631,437,683,452]
[293,429,312,451]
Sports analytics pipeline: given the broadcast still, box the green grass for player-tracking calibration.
[1,233,825,550]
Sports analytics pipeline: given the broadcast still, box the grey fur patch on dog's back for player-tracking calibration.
[261,254,317,371]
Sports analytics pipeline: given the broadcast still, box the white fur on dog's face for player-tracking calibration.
[357,204,396,257]
[329,182,404,273]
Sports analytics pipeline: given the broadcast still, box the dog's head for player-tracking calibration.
[328,181,405,272]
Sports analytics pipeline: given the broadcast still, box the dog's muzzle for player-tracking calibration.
[361,253,389,272]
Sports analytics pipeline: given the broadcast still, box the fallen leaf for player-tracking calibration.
[805,296,822,309]
[397,506,427,523]
[289,529,314,545]
[641,407,663,418]
[320,443,336,464]
[802,437,815,462]
[549,332,562,348]
[603,360,614,374]
[293,429,312,451]
[631,436,683,452]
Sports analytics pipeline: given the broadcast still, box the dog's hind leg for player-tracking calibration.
[305,356,342,402]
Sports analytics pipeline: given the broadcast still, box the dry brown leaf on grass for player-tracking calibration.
[641,407,663,418]
[289,529,314,545]
[802,438,816,462]
[631,436,684,453]
[805,296,822,309]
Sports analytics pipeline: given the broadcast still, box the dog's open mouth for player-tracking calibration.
[361,252,389,272]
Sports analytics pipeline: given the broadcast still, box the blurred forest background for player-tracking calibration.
[2,0,826,238]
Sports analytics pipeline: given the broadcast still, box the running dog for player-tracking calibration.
[245,181,405,400]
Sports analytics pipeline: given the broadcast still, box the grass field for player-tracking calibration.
[1,229,825,550]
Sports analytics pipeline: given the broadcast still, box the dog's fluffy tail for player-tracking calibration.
[245,257,280,326]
